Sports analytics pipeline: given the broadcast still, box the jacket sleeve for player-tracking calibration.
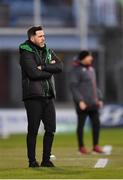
[20,50,52,80]
[42,50,63,73]
[70,69,84,103]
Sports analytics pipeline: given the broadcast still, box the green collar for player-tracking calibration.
[19,42,52,63]
[19,43,33,52]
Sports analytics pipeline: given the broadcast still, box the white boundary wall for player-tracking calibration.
[0,108,77,138]
[0,105,123,138]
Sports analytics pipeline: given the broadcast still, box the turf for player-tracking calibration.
[0,128,123,179]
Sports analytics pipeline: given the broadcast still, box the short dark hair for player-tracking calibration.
[78,50,92,60]
[27,26,43,40]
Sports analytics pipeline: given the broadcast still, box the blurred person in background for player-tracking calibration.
[70,50,103,154]
[19,26,63,167]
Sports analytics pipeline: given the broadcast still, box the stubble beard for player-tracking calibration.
[40,40,45,47]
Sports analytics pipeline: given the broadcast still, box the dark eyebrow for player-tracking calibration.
[38,35,45,37]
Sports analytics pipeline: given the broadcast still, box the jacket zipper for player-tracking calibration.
[46,80,50,96]
[88,67,98,103]
[33,47,50,97]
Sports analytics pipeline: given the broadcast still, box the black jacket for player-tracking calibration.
[70,61,103,109]
[19,40,63,100]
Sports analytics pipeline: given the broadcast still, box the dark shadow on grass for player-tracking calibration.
[30,166,85,176]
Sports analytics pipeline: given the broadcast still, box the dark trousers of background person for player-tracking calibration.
[75,105,100,149]
[24,98,56,164]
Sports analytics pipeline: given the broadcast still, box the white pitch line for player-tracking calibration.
[94,158,109,168]
[57,157,90,161]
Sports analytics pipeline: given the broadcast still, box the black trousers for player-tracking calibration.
[24,98,56,163]
[76,106,100,149]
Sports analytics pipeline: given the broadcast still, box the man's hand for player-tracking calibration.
[97,101,103,108]
[37,66,42,70]
[37,60,56,70]
[50,60,56,64]
[79,101,87,110]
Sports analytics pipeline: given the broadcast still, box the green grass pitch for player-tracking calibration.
[0,128,123,179]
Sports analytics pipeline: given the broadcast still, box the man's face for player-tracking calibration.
[80,55,93,65]
[31,30,45,47]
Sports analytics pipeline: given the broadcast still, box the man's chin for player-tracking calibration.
[40,44,45,47]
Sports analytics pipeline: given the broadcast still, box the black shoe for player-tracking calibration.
[41,160,55,167]
[29,161,40,168]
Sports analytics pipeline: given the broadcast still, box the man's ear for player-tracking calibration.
[30,36,35,43]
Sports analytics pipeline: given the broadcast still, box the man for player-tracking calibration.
[70,50,103,154]
[19,26,63,167]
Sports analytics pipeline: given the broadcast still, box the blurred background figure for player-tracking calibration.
[70,50,103,154]
[0,0,123,136]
